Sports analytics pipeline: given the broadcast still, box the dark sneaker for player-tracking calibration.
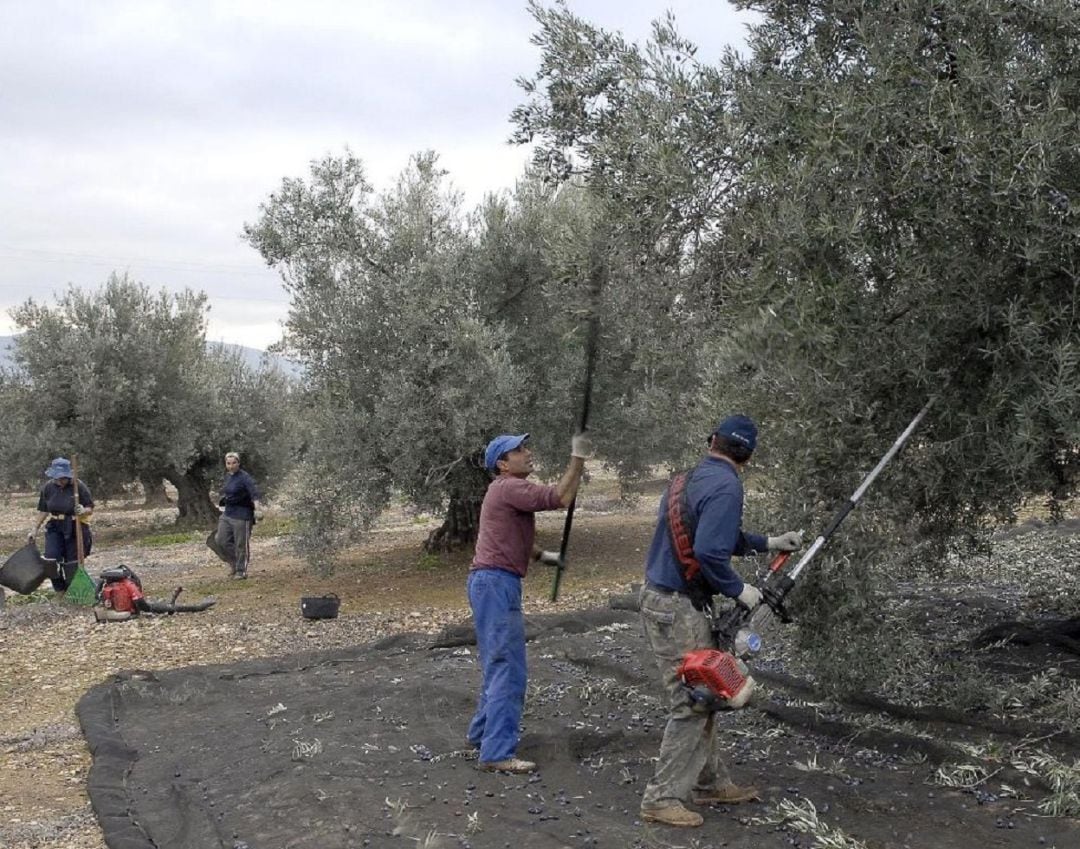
[640,802,704,827]
[691,782,761,805]
[477,757,536,774]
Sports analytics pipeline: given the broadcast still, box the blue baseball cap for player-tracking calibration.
[484,433,529,472]
[45,457,74,479]
[712,414,757,453]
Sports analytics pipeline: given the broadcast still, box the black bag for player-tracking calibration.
[300,594,340,620]
[206,531,231,564]
[0,541,52,595]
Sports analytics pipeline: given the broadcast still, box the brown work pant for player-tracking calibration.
[638,584,733,810]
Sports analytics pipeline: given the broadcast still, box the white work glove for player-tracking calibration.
[27,529,36,542]
[736,583,762,609]
[767,531,803,552]
[570,431,594,460]
[75,504,89,515]
[537,550,562,567]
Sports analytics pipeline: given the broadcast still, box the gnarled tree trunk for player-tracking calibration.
[140,473,172,507]
[424,461,490,553]
[164,468,218,528]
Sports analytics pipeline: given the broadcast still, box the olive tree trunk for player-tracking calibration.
[423,462,490,553]
[164,468,219,528]
[140,473,172,507]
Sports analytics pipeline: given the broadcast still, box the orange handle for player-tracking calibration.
[767,551,790,574]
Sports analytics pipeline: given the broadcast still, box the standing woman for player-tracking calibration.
[27,457,94,592]
[215,452,260,579]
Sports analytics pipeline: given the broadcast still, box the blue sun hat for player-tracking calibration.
[45,457,74,479]
[712,415,758,453]
[484,434,529,472]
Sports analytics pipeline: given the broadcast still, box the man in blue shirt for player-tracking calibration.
[639,414,802,828]
[215,452,261,579]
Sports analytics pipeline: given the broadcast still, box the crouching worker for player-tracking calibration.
[639,415,803,828]
[27,457,93,592]
[467,431,592,774]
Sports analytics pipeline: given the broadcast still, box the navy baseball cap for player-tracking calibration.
[712,414,757,453]
[484,433,529,472]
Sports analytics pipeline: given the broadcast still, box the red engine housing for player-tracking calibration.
[102,578,145,614]
[677,649,753,708]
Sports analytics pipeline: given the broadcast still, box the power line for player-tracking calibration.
[0,243,280,277]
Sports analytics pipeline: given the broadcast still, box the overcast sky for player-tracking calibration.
[1,0,752,349]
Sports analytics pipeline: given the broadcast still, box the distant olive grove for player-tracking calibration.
[0,274,295,526]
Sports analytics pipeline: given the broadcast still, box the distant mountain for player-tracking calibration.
[0,336,12,370]
[0,335,303,378]
[206,341,304,378]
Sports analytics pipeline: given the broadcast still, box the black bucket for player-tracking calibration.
[300,593,340,620]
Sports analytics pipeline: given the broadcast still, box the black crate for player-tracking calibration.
[300,593,340,620]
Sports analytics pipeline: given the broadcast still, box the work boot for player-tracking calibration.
[691,782,761,805]
[640,802,704,827]
[232,571,247,580]
[477,757,536,774]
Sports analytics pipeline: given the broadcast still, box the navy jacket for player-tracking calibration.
[38,480,94,515]
[643,456,767,599]
[220,470,260,521]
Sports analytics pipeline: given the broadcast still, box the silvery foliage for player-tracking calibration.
[0,273,293,518]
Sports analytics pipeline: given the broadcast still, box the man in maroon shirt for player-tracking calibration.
[467,431,593,773]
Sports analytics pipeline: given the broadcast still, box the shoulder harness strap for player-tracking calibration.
[666,466,702,582]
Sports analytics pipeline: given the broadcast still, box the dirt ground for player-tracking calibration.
[0,488,651,849]
[2,485,1080,849]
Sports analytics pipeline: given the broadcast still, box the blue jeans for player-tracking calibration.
[44,519,92,591]
[467,567,526,763]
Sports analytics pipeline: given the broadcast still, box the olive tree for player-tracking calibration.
[3,274,295,525]
[515,0,1080,689]
[513,2,747,469]
[710,0,1080,535]
[246,152,528,561]
[516,0,1080,537]
[245,135,722,568]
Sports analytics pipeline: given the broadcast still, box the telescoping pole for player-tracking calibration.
[784,395,937,585]
[72,454,85,570]
[550,258,605,603]
[738,396,938,640]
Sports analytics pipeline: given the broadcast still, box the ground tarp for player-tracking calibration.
[77,608,1080,849]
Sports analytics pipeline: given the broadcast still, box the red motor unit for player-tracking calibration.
[677,649,755,710]
[102,578,145,614]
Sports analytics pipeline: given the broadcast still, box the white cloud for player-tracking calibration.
[0,0,751,349]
